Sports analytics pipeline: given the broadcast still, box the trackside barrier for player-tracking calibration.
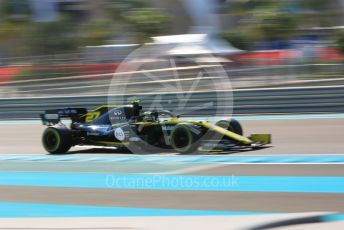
[1,86,344,119]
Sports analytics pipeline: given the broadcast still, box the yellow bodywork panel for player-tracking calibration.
[197,122,253,145]
[93,141,129,146]
[133,119,253,145]
[85,111,101,123]
[83,105,119,123]
[249,134,271,144]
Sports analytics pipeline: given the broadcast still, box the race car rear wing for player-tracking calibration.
[40,108,87,125]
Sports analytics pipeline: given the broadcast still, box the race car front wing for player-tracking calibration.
[200,134,271,152]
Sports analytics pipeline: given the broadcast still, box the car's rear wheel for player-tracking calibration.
[170,123,201,154]
[42,127,72,154]
[216,119,243,135]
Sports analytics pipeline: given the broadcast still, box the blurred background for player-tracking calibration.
[0,0,343,109]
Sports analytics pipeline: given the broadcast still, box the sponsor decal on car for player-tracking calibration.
[87,132,101,136]
[129,137,141,142]
[114,127,126,141]
[161,125,174,131]
[44,114,59,120]
[113,110,122,116]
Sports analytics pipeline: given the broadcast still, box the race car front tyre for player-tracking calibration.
[216,119,243,135]
[42,127,72,154]
[170,123,201,154]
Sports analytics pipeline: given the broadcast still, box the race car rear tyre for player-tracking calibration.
[216,119,243,135]
[42,127,72,154]
[170,123,201,154]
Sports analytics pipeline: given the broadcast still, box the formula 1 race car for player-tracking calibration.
[40,101,271,154]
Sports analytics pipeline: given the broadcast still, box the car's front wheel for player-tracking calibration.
[42,127,72,154]
[170,123,202,154]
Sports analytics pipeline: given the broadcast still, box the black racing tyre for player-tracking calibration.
[216,119,243,135]
[170,123,201,154]
[42,127,72,154]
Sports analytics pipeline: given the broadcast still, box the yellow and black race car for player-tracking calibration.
[40,101,271,154]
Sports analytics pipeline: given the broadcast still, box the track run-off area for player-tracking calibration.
[0,114,343,229]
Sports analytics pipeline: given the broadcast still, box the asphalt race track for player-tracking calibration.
[0,115,343,229]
